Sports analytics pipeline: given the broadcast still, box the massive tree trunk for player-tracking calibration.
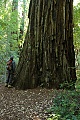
[15,0,76,89]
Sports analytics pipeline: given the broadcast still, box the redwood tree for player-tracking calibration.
[15,0,76,90]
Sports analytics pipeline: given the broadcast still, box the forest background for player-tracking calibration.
[0,0,80,88]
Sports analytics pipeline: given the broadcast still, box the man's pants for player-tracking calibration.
[6,71,13,85]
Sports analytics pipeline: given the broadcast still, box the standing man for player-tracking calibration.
[5,56,15,88]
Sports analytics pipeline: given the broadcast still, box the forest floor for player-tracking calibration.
[0,83,80,120]
[0,71,80,120]
[0,83,57,120]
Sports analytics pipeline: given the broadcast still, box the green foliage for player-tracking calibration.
[47,91,80,120]
[60,80,75,90]
[0,0,19,77]
[0,0,30,81]
[75,70,80,90]
[73,3,80,48]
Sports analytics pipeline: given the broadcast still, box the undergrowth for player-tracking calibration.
[47,90,80,120]
[47,70,80,120]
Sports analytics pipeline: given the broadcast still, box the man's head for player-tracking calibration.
[10,56,13,60]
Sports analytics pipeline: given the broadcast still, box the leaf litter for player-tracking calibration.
[0,84,56,120]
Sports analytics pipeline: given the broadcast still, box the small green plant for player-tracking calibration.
[47,114,60,120]
[60,80,75,90]
[75,70,80,91]
[47,91,80,120]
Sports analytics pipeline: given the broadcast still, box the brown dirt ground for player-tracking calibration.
[0,83,56,120]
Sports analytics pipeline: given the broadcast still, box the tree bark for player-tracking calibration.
[15,0,76,90]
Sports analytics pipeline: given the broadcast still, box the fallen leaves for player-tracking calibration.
[33,116,41,120]
[0,84,56,120]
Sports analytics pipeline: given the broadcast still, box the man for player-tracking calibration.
[5,56,15,88]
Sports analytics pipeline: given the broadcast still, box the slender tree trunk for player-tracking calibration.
[15,0,76,90]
